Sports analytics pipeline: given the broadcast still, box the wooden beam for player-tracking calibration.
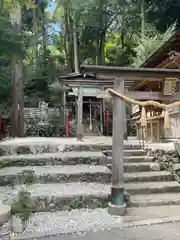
[81,65,180,79]
[97,90,180,101]
[133,53,180,90]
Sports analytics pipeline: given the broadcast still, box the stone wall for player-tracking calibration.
[148,149,180,181]
[24,107,63,123]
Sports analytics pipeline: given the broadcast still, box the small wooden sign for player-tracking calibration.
[96,90,111,99]
[163,77,177,95]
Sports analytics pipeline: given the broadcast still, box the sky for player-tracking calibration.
[47,0,61,33]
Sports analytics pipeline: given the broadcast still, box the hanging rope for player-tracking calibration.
[106,88,180,129]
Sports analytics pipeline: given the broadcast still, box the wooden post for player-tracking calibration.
[150,121,153,142]
[108,78,126,216]
[76,85,83,140]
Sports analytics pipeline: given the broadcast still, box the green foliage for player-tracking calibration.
[105,33,136,66]
[18,170,36,185]
[131,23,176,67]
[146,0,180,31]
[0,0,179,113]
[11,190,32,222]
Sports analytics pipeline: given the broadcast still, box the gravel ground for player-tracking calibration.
[16,208,123,239]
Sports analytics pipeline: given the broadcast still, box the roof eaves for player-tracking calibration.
[140,29,180,68]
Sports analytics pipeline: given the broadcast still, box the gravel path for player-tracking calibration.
[16,208,123,239]
[13,206,180,240]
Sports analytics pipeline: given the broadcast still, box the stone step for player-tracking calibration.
[124,181,180,195]
[0,137,141,156]
[107,156,154,164]
[0,152,107,167]
[104,149,145,157]
[124,171,173,183]
[0,166,173,186]
[107,162,153,172]
[0,183,111,212]
[129,193,180,207]
[0,165,112,185]
[1,181,179,213]
[0,151,149,167]
[64,144,142,152]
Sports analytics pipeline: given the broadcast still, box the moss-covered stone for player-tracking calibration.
[11,190,33,222]
[16,146,32,155]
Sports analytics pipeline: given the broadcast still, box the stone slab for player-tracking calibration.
[0,181,179,212]
[0,166,172,186]
[0,151,107,167]
[107,156,154,164]
[124,181,180,194]
[130,193,180,207]
[0,165,112,185]
[124,162,153,173]
[0,137,143,156]
[104,149,146,157]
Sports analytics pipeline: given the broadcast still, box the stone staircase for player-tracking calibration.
[0,139,180,238]
[103,149,180,207]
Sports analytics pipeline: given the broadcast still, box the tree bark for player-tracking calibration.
[10,2,24,137]
[141,0,145,40]
[99,30,106,65]
[73,15,79,73]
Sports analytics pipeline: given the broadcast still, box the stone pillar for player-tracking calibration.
[108,78,126,216]
[76,85,83,141]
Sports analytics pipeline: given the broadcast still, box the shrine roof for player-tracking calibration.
[142,30,180,68]
[134,29,180,90]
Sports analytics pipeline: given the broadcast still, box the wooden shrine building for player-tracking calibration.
[132,30,180,142]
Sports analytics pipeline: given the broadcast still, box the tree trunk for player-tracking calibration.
[64,0,74,71]
[42,5,47,72]
[141,0,145,40]
[73,15,79,73]
[32,8,38,72]
[64,0,71,70]
[0,0,4,14]
[95,40,100,65]
[10,2,24,137]
[99,30,106,65]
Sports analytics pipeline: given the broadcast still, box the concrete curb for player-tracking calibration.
[122,215,180,228]
[0,203,11,226]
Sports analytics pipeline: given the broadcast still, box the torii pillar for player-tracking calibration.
[108,78,126,216]
[76,85,83,141]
